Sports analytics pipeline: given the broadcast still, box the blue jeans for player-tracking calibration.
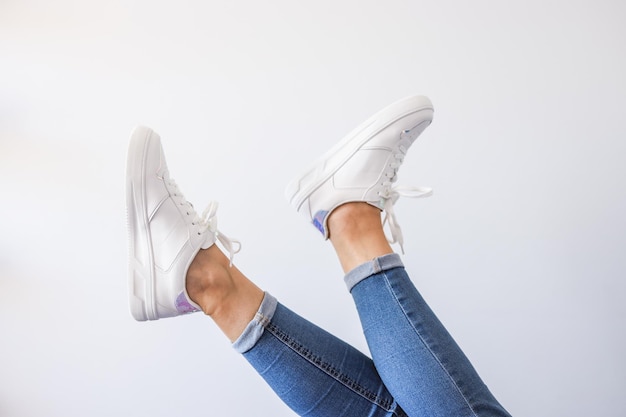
[233,254,511,417]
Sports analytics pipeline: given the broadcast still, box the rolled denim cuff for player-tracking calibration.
[344,253,404,292]
[232,292,278,354]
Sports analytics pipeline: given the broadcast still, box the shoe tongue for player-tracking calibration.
[200,234,214,250]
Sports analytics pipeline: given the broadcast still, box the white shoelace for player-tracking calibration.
[200,201,241,265]
[381,185,432,254]
[378,134,433,253]
[167,179,241,264]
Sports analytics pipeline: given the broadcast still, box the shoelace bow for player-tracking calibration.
[381,185,432,254]
[379,135,433,253]
[168,179,241,265]
[200,201,241,265]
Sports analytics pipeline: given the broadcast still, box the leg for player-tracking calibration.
[286,96,511,416]
[328,203,511,417]
[241,301,406,417]
[126,126,407,416]
[186,242,399,415]
[186,246,407,416]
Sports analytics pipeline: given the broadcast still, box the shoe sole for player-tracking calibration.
[126,126,158,321]
[285,95,434,212]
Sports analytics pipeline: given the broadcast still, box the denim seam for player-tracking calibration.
[264,321,404,415]
[381,269,480,417]
[232,292,278,353]
[255,311,271,327]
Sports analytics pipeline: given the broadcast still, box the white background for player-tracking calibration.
[1,0,625,416]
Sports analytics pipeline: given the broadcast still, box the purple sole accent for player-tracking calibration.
[313,210,329,235]
[175,291,199,314]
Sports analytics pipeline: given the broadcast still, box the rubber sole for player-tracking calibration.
[126,126,157,321]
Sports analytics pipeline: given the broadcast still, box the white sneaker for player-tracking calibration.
[285,95,434,251]
[126,126,239,321]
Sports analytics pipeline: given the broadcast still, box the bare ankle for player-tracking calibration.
[327,203,394,273]
[186,248,235,316]
[327,202,383,240]
[186,246,265,342]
